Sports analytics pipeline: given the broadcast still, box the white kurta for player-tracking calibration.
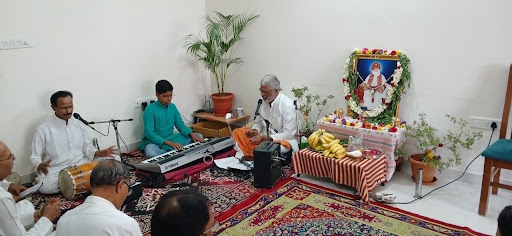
[55,196,142,236]
[252,93,299,152]
[29,114,97,194]
[1,179,10,190]
[1,179,39,228]
[0,187,54,236]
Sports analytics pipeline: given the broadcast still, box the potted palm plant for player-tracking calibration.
[185,11,259,116]
[406,113,483,184]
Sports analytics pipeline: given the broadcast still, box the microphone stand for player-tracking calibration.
[89,118,133,153]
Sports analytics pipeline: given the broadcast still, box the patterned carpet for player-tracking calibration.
[215,178,486,236]
[27,151,285,235]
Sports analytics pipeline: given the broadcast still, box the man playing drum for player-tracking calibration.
[29,91,117,194]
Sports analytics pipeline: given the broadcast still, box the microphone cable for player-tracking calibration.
[89,122,110,137]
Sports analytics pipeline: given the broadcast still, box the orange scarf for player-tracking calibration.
[232,127,291,156]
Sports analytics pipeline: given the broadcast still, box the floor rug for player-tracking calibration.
[27,151,290,235]
[215,177,486,236]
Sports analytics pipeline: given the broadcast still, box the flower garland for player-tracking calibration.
[342,48,408,119]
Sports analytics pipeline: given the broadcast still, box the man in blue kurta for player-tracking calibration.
[140,80,204,158]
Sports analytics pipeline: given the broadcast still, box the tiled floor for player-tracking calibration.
[297,166,511,236]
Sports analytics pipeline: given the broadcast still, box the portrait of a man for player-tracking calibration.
[354,58,397,111]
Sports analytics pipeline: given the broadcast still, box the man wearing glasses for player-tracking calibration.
[234,74,299,158]
[151,189,218,236]
[56,160,142,235]
[139,80,204,158]
[0,141,62,236]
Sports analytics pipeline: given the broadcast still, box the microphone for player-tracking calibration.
[254,98,263,121]
[73,113,96,130]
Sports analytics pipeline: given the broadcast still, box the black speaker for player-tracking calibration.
[253,141,281,189]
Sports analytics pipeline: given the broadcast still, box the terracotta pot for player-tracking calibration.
[210,93,234,117]
[409,154,437,184]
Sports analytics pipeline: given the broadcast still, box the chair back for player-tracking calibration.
[501,65,512,139]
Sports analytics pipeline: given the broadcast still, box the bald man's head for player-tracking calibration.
[0,141,13,180]
[0,141,8,157]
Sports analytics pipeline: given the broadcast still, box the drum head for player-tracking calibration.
[58,170,74,199]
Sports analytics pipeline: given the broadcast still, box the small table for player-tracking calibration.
[193,112,250,134]
[317,120,406,180]
[292,149,387,201]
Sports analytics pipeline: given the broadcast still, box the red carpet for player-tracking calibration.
[28,150,263,235]
[215,177,486,236]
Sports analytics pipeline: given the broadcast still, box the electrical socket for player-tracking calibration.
[134,97,157,108]
[134,99,145,108]
[469,116,500,130]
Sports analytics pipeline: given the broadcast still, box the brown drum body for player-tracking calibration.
[58,162,99,200]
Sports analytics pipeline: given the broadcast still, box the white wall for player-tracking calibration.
[206,0,512,179]
[0,0,208,176]
[2,0,511,181]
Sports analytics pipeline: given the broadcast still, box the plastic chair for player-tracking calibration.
[478,65,512,216]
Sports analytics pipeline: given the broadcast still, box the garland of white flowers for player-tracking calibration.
[342,48,404,117]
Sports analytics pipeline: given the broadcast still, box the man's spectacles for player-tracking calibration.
[121,180,132,188]
[0,153,15,162]
[159,93,175,99]
[202,219,220,235]
[259,89,273,95]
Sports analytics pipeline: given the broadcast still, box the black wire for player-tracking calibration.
[91,122,110,136]
[374,127,496,205]
[487,129,495,147]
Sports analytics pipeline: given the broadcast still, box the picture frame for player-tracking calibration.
[342,49,411,124]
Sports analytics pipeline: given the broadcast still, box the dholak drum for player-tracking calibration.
[58,162,99,200]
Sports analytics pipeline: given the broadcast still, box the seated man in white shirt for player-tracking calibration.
[0,141,61,236]
[29,91,117,194]
[232,74,299,159]
[56,160,142,236]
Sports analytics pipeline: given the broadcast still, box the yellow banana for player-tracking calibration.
[323,139,340,149]
[328,153,336,158]
[336,152,347,159]
[314,145,323,151]
[323,149,331,157]
[331,144,343,153]
[312,135,320,147]
[307,133,317,146]
[336,148,346,155]
[319,136,328,145]
[322,136,333,144]
[324,133,335,140]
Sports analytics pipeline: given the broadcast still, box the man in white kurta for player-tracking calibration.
[236,74,298,157]
[0,141,61,236]
[0,187,55,236]
[29,91,117,194]
[55,160,142,236]
[361,62,389,110]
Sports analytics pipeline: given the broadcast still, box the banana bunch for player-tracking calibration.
[322,141,347,159]
[307,129,337,153]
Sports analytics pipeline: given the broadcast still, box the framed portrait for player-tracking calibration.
[342,48,411,124]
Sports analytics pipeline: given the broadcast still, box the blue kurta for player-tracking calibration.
[139,100,192,151]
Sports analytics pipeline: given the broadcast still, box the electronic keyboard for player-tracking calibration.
[135,137,235,173]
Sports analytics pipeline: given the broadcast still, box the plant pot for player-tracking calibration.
[409,154,437,185]
[210,93,234,117]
